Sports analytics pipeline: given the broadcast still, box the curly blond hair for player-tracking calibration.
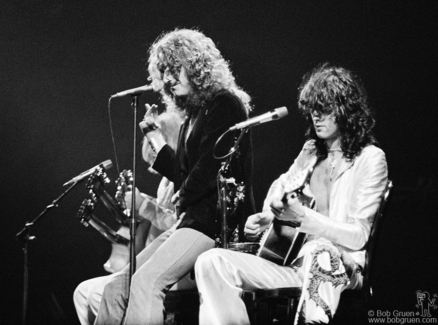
[147,28,251,114]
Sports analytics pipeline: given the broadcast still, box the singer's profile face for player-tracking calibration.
[163,66,191,96]
[311,109,339,144]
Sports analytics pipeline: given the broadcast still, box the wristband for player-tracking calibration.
[141,122,159,135]
[146,130,166,153]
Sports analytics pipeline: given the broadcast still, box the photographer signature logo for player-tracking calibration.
[416,290,438,317]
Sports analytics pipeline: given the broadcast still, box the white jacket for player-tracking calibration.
[263,140,388,267]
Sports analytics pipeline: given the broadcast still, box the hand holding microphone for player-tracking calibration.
[139,104,167,154]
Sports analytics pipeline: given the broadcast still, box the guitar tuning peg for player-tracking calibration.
[86,174,94,186]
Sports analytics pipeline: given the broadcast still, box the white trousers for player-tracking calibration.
[94,226,214,325]
[74,273,118,325]
[73,225,198,325]
[195,239,360,325]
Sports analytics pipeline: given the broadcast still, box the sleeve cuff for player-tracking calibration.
[146,130,167,153]
[298,206,327,236]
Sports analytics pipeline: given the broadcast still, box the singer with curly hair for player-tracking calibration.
[95,28,255,325]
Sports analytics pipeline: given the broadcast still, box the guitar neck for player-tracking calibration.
[77,199,129,245]
[87,215,129,245]
[99,190,128,224]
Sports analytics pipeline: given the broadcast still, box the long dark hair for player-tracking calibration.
[298,63,377,160]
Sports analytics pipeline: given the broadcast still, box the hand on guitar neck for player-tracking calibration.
[254,167,316,265]
[270,193,306,228]
[243,168,313,241]
[270,166,315,227]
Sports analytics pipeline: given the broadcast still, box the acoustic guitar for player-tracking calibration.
[256,167,315,266]
[77,167,147,273]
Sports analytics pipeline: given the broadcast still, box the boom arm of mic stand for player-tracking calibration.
[16,180,79,241]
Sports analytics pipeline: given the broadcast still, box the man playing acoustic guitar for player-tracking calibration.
[195,63,388,324]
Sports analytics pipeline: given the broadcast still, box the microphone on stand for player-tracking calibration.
[110,84,155,98]
[63,160,113,186]
[229,106,288,130]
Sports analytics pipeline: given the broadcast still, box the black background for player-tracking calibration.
[1,1,437,324]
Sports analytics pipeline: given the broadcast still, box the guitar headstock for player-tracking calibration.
[77,199,95,227]
[86,166,110,201]
[115,169,133,210]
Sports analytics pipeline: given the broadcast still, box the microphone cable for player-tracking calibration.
[108,97,121,175]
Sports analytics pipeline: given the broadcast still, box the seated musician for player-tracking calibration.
[195,63,388,325]
[73,108,186,325]
[93,28,255,325]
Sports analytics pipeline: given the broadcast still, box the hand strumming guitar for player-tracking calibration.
[244,210,274,241]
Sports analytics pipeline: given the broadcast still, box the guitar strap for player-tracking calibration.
[289,155,320,263]
[302,154,320,198]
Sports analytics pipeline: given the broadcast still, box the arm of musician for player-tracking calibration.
[244,210,275,241]
[178,93,245,211]
[261,140,315,212]
[298,148,388,250]
[139,104,175,181]
[138,197,177,231]
[270,195,306,227]
[136,181,177,231]
[144,129,167,155]
[262,178,285,212]
[139,104,167,153]
[124,188,147,215]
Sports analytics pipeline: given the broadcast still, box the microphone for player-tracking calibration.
[110,84,155,98]
[229,106,288,131]
[63,160,113,186]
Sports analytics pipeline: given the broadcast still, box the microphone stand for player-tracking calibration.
[216,128,248,248]
[128,95,138,286]
[16,181,79,325]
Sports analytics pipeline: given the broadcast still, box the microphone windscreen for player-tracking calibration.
[101,159,113,170]
[275,106,289,119]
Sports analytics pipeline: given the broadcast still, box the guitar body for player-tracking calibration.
[256,167,316,266]
[257,220,303,265]
[103,223,149,273]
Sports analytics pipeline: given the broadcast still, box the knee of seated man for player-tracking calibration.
[73,281,88,306]
[101,274,128,298]
[195,248,225,270]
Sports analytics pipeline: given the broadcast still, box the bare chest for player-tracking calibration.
[309,157,339,217]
